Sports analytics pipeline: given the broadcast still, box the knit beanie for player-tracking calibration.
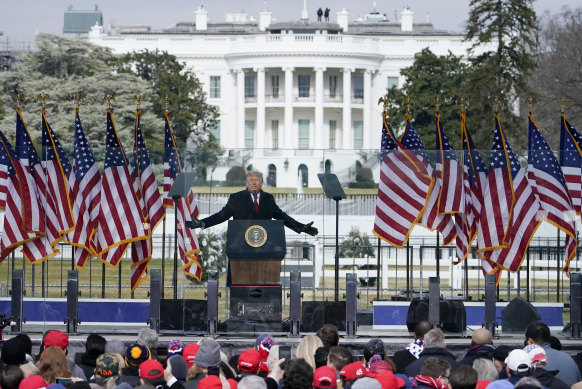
[168,355,188,381]
[1,337,26,366]
[194,339,221,368]
[125,342,151,368]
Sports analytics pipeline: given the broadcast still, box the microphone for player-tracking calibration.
[252,190,258,197]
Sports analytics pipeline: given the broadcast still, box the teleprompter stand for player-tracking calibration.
[167,172,196,300]
[318,173,346,301]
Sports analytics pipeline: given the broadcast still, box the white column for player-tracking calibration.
[284,66,294,149]
[256,67,266,149]
[236,68,245,148]
[314,67,325,149]
[342,68,353,149]
[363,69,373,149]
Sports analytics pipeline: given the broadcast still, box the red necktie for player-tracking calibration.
[254,194,259,213]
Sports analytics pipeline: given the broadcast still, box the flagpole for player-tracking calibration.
[162,218,166,299]
[376,237,381,300]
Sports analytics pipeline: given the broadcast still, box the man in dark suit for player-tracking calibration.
[187,171,318,236]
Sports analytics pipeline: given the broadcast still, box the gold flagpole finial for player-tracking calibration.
[73,94,83,109]
[456,97,469,114]
[526,97,537,114]
[36,93,49,110]
[378,95,390,113]
[161,95,171,112]
[433,96,443,114]
[134,94,142,110]
[490,97,503,114]
[557,98,570,114]
[403,96,414,115]
[14,94,26,110]
[104,94,116,109]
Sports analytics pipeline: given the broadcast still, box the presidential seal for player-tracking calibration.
[245,225,268,248]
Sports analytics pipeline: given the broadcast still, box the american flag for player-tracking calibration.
[559,113,582,216]
[0,129,39,261]
[68,110,101,268]
[476,115,514,254]
[41,111,74,236]
[373,113,434,247]
[455,113,486,266]
[528,114,577,275]
[94,110,149,266]
[130,110,165,291]
[163,112,202,280]
[480,114,542,272]
[420,114,457,245]
[16,110,60,263]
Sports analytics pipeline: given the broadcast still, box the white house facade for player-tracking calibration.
[87,4,491,188]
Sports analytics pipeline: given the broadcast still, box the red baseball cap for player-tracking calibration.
[139,359,164,379]
[339,361,367,382]
[19,375,48,389]
[313,366,337,388]
[227,378,238,389]
[44,330,69,350]
[367,361,394,376]
[375,371,406,389]
[183,343,200,369]
[198,375,222,389]
[238,349,261,373]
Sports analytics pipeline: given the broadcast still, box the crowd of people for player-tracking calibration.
[0,321,581,389]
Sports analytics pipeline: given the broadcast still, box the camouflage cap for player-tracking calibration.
[95,353,120,378]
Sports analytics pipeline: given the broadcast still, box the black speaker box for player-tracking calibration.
[406,298,466,333]
[300,301,346,332]
[160,299,207,333]
[501,296,541,334]
[229,285,282,323]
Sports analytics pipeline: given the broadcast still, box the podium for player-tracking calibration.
[224,220,285,332]
[226,220,286,285]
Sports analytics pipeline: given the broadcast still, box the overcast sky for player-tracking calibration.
[1,0,579,43]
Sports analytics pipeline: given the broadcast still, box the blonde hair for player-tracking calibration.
[295,335,323,370]
[38,346,71,384]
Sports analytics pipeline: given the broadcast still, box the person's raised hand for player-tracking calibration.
[185,218,205,229]
[302,221,318,236]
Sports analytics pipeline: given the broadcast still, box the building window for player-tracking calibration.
[329,75,337,98]
[387,76,399,89]
[245,120,255,148]
[353,121,363,150]
[329,120,336,149]
[298,164,308,187]
[298,119,310,149]
[298,75,310,97]
[353,76,364,99]
[209,120,220,144]
[271,120,279,149]
[245,75,255,98]
[272,75,280,98]
[267,164,277,187]
[210,76,221,98]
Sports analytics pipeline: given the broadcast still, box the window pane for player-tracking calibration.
[329,120,336,149]
[298,119,310,149]
[353,75,363,99]
[245,120,255,148]
[272,120,279,149]
[387,76,399,89]
[272,75,279,99]
[298,75,310,97]
[353,121,363,149]
[329,75,337,98]
[210,76,221,98]
[209,120,220,144]
[245,75,255,98]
